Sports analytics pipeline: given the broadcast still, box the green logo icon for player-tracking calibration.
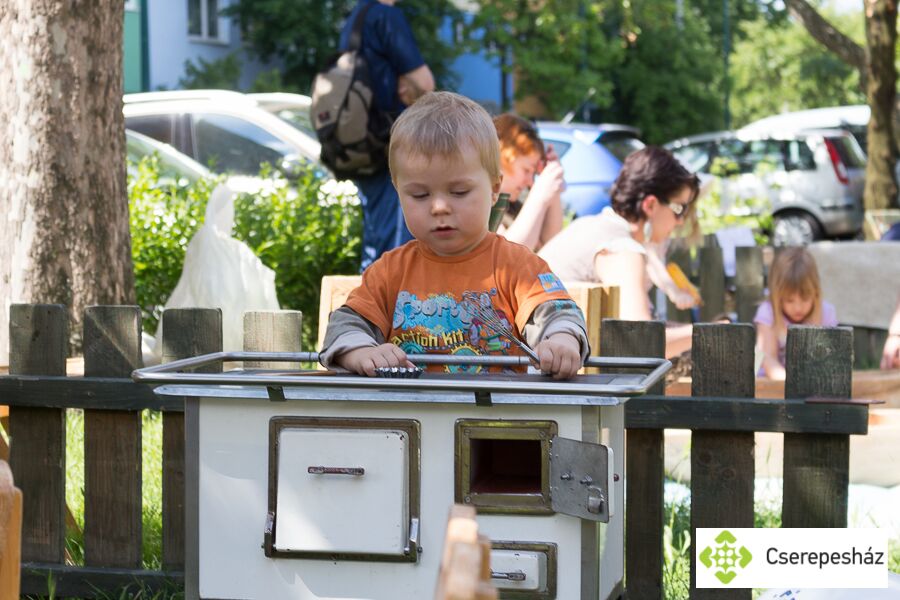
[699,530,753,584]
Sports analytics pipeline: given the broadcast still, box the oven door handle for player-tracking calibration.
[307,466,365,476]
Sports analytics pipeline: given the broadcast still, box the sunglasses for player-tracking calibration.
[665,200,693,218]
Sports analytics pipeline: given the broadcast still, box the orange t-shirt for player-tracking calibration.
[344,233,574,372]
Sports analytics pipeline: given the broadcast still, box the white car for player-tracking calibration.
[124,90,321,178]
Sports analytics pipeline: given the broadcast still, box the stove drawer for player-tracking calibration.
[265,417,420,562]
[491,541,557,599]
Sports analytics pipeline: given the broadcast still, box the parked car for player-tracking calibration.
[537,122,645,216]
[248,92,316,140]
[126,128,265,195]
[124,90,322,178]
[740,105,870,154]
[665,129,866,245]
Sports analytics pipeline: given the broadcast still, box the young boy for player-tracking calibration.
[320,92,588,379]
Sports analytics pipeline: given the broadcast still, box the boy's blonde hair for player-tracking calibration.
[389,91,501,185]
[768,247,823,335]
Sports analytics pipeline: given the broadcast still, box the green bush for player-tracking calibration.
[232,166,362,348]
[128,156,362,350]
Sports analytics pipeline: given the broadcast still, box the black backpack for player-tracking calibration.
[310,3,394,181]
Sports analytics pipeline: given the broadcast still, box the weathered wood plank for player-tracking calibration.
[699,247,726,322]
[0,377,179,411]
[602,320,665,600]
[8,304,67,563]
[624,396,868,435]
[782,326,853,528]
[690,324,755,600]
[735,247,764,323]
[666,245,692,323]
[243,310,303,370]
[20,563,183,598]
[161,308,222,571]
[83,306,143,568]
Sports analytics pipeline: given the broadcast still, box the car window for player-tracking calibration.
[784,139,816,171]
[192,113,296,175]
[826,135,866,169]
[671,142,714,173]
[126,114,176,146]
[273,108,317,139]
[539,138,572,159]
[598,132,644,162]
[716,139,784,174]
[126,133,205,185]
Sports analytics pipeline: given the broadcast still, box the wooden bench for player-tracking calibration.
[0,460,22,599]
[433,505,496,600]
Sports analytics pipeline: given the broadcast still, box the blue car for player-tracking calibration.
[537,122,645,216]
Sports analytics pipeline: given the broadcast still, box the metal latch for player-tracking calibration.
[492,570,527,582]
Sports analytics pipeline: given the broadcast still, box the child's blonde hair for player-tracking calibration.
[389,91,501,185]
[768,247,823,335]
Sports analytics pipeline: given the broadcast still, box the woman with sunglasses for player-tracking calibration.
[539,146,700,358]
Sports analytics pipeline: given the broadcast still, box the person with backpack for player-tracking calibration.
[319,0,434,270]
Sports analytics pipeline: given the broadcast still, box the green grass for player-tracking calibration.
[51,409,176,599]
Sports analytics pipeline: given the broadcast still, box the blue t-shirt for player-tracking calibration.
[339,0,426,115]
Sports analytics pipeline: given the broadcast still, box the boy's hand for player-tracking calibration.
[337,343,415,377]
[534,332,582,379]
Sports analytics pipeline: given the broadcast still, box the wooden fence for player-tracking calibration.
[0,305,867,599]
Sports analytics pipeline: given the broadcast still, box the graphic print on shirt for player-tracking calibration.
[389,288,518,373]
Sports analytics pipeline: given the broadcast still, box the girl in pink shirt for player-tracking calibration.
[754,247,838,380]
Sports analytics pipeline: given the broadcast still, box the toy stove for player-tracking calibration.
[135,353,669,600]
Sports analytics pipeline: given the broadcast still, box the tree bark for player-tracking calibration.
[863,0,899,210]
[785,0,867,88]
[0,1,134,364]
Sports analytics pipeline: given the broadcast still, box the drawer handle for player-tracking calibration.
[307,466,365,476]
[491,570,526,582]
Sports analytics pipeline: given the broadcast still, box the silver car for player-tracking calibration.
[665,129,865,245]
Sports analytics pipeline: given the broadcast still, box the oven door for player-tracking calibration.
[549,436,612,523]
[265,417,421,562]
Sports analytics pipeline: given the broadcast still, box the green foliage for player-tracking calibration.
[128,155,361,350]
[467,0,621,118]
[232,167,362,350]
[129,155,218,332]
[178,52,244,90]
[606,1,724,143]
[693,158,774,244]
[223,0,463,93]
[730,15,865,127]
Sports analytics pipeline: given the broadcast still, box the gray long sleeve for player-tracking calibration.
[522,299,591,361]
[319,306,384,369]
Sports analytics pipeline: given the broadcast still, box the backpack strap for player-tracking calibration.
[347,2,373,52]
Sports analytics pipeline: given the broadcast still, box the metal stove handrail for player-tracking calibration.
[133,352,670,397]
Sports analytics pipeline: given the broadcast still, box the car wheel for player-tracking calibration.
[772,212,823,247]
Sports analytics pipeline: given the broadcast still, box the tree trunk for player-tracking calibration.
[863,0,899,210]
[0,1,134,364]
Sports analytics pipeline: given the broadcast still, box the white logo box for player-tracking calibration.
[695,528,889,589]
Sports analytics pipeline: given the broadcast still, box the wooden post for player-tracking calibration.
[601,320,665,600]
[8,304,67,563]
[82,306,144,568]
[699,247,725,322]
[243,310,302,370]
[735,247,764,323]
[690,324,755,600]
[161,308,222,570]
[782,327,853,528]
[667,245,692,323]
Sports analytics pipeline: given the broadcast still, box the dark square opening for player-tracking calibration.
[469,438,542,494]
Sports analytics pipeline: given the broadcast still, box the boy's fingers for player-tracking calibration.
[539,346,554,374]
